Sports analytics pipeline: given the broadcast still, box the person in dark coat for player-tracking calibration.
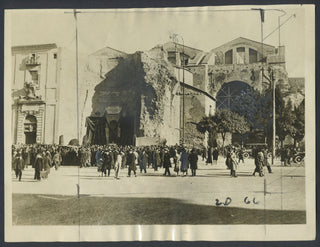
[103,151,113,176]
[253,150,264,177]
[139,150,148,173]
[163,149,171,176]
[34,152,43,180]
[91,149,96,166]
[285,147,291,166]
[188,149,198,176]
[238,148,244,163]
[202,148,207,161]
[13,151,24,181]
[225,148,232,171]
[180,148,189,176]
[206,146,213,165]
[127,150,137,177]
[169,147,176,159]
[212,148,219,165]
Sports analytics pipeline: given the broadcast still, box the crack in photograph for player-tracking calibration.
[4,4,315,242]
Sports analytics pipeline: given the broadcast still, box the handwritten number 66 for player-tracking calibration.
[215,197,259,206]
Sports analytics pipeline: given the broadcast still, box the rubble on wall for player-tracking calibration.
[90,46,180,143]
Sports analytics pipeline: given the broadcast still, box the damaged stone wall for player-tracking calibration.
[183,87,207,147]
[207,64,265,97]
[90,47,181,145]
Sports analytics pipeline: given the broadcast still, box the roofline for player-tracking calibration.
[91,46,127,56]
[237,37,275,48]
[12,43,58,52]
[212,37,275,52]
[182,83,216,102]
[166,41,203,52]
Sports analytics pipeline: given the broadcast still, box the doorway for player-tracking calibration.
[24,115,37,144]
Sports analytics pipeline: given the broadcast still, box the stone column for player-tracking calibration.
[232,48,237,65]
[245,47,249,64]
[37,105,45,143]
[16,107,25,144]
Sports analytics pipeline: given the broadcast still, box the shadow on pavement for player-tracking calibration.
[12,193,306,225]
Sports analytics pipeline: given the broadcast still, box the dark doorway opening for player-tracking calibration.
[119,111,135,145]
[108,120,119,144]
[24,115,37,144]
[25,132,36,144]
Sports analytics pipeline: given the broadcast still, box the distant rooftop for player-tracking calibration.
[12,43,57,52]
[91,46,127,56]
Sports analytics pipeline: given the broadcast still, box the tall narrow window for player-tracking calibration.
[225,49,233,64]
[249,48,258,63]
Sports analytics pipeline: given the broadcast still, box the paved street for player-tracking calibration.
[12,157,305,211]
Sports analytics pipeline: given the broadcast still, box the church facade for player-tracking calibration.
[11,44,61,145]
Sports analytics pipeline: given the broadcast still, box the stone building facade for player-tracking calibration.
[84,47,209,146]
[162,37,300,146]
[11,44,61,144]
[10,37,303,147]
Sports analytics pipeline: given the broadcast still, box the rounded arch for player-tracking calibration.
[25,115,37,124]
[216,81,252,110]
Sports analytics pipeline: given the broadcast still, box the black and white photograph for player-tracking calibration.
[4,4,315,242]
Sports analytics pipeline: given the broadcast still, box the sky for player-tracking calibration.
[6,5,311,77]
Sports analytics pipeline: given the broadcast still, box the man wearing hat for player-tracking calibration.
[163,148,171,176]
[13,151,24,181]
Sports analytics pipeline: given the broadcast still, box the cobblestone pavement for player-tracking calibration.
[11,158,305,211]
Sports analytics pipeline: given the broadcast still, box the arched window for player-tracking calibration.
[225,50,233,64]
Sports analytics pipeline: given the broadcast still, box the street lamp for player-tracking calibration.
[170,33,185,144]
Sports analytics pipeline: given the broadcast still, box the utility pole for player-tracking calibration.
[170,33,185,144]
[253,8,288,165]
[182,37,185,144]
[65,9,81,142]
[74,9,80,142]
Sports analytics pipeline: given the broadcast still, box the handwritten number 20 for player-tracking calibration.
[215,197,232,206]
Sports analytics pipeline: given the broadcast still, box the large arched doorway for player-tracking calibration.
[24,115,37,144]
[216,81,252,110]
[216,81,253,145]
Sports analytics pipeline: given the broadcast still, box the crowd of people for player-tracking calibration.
[11,143,299,182]
[11,143,200,181]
